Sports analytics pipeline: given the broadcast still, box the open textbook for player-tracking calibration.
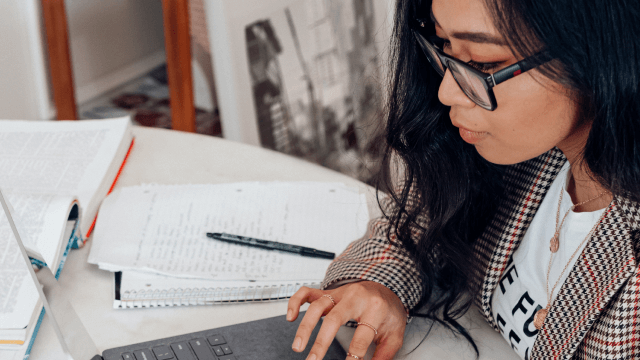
[88,182,369,307]
[0,117,133,359]
[0,117,134,238]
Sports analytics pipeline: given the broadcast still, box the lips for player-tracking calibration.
[457,126,488,144]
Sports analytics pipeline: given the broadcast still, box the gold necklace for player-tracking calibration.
[549,188,608,253]
[533,189,610,330]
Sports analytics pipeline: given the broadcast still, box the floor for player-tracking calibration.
[78,64,222,137]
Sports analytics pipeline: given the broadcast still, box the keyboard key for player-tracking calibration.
[122,354,134,360]
[206,335,226,346]
[170,342,195,360]
[189,339,215,360]
[221,345,233,355]
[218,356,236,360]
[152,346,174,360]
[212,346,224,356]
[134,349,157,360]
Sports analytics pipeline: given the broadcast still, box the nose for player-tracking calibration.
[438,69,475,109]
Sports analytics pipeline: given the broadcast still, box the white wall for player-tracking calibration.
[0,0,53,120]
[67,0,166,104]
[0,0,167,121]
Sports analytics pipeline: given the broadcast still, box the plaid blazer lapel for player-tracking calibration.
[531,196,638,359]
[474,148,566,329]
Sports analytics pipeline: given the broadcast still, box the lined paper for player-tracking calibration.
[89,182,368,281]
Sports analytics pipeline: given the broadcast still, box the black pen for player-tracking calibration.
[206,232,335,260]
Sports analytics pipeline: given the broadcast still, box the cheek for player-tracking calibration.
[474,75,578,165]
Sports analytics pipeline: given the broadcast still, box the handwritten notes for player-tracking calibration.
[89,182,369,281]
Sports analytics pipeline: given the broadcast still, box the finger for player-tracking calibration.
[305,310,347,360]
[345,323,378,359]
[370,334,404,360]
[317,294,337,316]
[292,296,335,352]
[287,287,322,322]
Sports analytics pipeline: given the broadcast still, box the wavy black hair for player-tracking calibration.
[378,0,640,354]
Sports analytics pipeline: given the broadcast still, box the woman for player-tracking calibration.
[288,0,640,359]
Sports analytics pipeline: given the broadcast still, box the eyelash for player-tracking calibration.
[438,38,502,73]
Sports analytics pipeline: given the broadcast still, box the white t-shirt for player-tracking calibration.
[491,162,606,359]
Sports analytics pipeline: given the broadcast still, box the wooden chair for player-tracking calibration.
[41,0,196,132]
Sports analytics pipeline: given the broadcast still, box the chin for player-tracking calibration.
[474,144,548,165]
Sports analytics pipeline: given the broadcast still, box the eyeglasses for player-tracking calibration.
[412,19,551,111]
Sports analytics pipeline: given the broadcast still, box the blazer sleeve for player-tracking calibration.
[320,195,425,313]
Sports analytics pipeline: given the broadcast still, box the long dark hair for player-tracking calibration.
[378,0,640,353]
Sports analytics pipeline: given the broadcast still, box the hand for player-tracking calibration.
[287,281,407,360]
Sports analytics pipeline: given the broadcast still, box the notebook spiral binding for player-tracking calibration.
[114,282,320,309]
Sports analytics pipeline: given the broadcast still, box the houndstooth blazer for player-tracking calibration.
[322,148,640,359]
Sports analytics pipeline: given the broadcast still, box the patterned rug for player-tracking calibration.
[79,64,221,137]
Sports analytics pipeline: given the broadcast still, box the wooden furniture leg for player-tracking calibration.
[42,0,77,120]
[162,0,196,132]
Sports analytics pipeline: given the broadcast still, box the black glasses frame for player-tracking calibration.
[412,19,551,111]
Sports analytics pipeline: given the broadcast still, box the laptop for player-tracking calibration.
[0,188,346,360]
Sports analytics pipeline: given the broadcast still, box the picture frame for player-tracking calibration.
[205,0,395,182]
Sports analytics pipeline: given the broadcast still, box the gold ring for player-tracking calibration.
[322,294,336,307]
[357,322,378,335]
[346,352,363,359]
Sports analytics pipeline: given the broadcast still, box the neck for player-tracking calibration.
[565,162,611,212]
[558,121,612,212]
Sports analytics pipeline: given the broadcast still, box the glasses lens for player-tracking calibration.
[415,33,445,76]
[447,61,493,109]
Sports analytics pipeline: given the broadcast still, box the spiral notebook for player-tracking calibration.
[113,271,321,308]
[89,182,369,308]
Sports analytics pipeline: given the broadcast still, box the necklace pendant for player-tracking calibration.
[534,308,548,330]
[549,234,559,253]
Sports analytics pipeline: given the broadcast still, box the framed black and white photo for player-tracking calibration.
[205,0,394,183]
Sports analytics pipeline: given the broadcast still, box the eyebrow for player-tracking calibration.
[430,10,507,46]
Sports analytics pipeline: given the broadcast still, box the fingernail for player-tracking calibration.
[287,309,293,321]
[293,337,302,351]
[306,354,316,360]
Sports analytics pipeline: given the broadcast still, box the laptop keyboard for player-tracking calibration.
[100,313,346,360]
[108,334,236,360]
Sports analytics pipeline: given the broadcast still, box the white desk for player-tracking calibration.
[30,127,517,360]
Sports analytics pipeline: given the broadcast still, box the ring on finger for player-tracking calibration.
[357,322,378,335]
[321,294,336,307]
[346,352,364,359]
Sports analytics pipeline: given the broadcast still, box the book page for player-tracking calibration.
[0,215,40,332]
[0,192,75,331]
[0,117,132,234]
[4,192,78,271]
[90,182,369,281]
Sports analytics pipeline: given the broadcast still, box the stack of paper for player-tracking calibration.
[88,182,369,307]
